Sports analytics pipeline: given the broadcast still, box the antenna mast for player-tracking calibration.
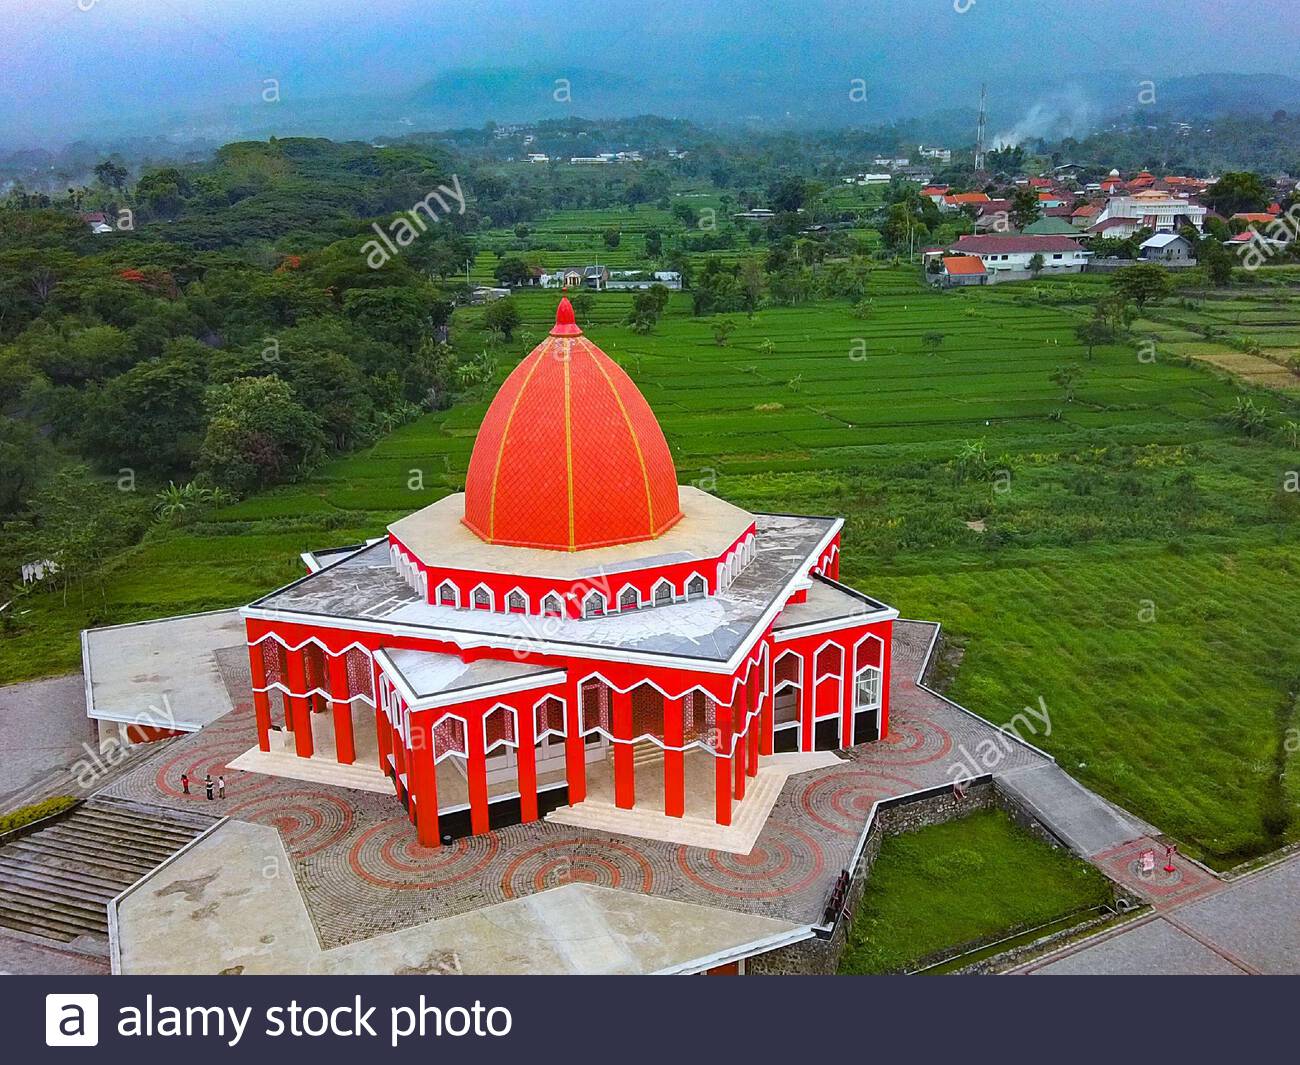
[974,82,988,173]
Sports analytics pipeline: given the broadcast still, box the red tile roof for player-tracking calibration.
[942,255,986,275]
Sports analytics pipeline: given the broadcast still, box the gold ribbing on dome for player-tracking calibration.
[581,337,657,535]
[486,347,547,540]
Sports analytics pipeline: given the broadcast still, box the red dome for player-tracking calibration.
[462,299,683,551]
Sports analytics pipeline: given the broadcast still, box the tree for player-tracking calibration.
[627,285,669,334]
[711,319,736,346]
[603,227,621,250]
[1051,363,1083,403]
[1011,187,1041,231]
[492,256,532,287]
[197,377,325,494]
[6,465,149,605]
[0,418,52,517]
[1205,172,1269,217]
[1199,238,1235,286]
[1028,252,1045,277]
[1075,316,1118,360]
[1112,263,1172,310]
[1224,396,1269,437]
[93,160,129,191]
[570,290,595,322]
[922,331,945,355]
[767,176,807,214]
[644,228,663,257]
[482,297,521,339]
[82,343,208,473]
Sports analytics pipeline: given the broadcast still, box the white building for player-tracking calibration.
[927,235,1092,281]
[1096,190,1206,233]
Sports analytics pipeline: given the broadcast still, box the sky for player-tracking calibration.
[2,0,1297,149]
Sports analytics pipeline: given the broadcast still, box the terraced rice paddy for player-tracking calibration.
[5,262,1298,866]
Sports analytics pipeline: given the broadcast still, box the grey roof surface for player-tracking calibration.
[248,513,852,666]
[773,575,888,633]
[382,648,559,700]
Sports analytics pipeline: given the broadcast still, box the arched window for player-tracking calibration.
[472,585,492,610]
[686,574,706,600]
[653,580,673,606]
[542,593,564,617]
[583,591,606,618]
[854,666,882,710]
[437,580,459,607]
[619,586,640,612]
[484,705,517,753]
[506,589,527,613]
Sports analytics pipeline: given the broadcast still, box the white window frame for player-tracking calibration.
[471,583,494,611]
[436,580,460,608]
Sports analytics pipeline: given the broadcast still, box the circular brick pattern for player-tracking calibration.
[676,821,825,899]
[227,789,356,859]
[864,717,953,768]
[799,768,920,833]
[348,818,500,890]
[499,837,657,898]
[153,737,273,801]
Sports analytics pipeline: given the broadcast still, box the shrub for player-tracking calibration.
[0,795,77,834]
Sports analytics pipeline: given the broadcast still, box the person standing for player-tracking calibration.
[217,775,226,800]
[180,772,190,795]
[204,773,214,801]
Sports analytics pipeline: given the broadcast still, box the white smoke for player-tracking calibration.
[993,86,1099,148]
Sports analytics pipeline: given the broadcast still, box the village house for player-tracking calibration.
[925,234,1092,282]
[1139,233,1198,263]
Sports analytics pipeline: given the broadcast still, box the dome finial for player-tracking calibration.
[550,296,582,337]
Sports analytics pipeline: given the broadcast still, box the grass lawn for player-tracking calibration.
[838,809,1114,974]
[4,252,1298,866]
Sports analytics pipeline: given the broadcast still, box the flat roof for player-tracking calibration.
[82,609,246,731]
[388,486,755,580]
[247,513,863,670]
[773,575,887,635]
[379,647,560,704]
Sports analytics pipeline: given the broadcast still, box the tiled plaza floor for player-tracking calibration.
[97,620,1048,948]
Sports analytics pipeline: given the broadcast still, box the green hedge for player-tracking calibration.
[0,795,78,835]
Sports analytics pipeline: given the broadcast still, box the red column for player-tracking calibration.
[410,716,440,847]
[375,682,392,776]
[800,654,815,753]
[714,697,732,826]
[517,702,538,823]
[746,697,760,777]
[840,640,855,749]
[760,653,774,756]
[880,626,893,739]
[733,689,746,801]
[327,653,356,764]
[466,712,490,835]
[564,683,586,805]
[248,643,271,752]
[285,648,314,758]
[663,695,684,818]
[612,687,634,809]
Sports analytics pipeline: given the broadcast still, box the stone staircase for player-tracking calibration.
[0,798,217,945]
[606,738,662,771]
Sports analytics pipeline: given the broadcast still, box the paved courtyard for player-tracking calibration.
[101,620,1048,958]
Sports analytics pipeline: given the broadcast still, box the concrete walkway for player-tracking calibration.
[1018,853,1300,975]
[0,675,95,802]
[996,763,1151,857]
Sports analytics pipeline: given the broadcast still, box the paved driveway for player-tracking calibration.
[1020,853,1300,975]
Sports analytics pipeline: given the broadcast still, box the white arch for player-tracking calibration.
[651,577,675,606]
[505,586,529,614]
[582,588,607,618]
[436,579,460,607]
[470,582,494,611]
[617,584,641,611]
[483,703,519,753]
[541,592,565,617]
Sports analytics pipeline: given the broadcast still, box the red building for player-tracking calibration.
[241,298,896,845]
